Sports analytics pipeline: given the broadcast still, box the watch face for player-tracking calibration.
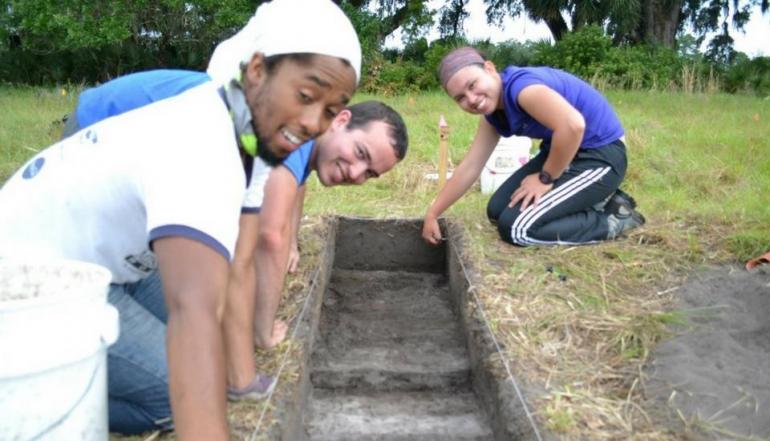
[539,171,552,184]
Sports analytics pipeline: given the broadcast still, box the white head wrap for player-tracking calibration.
[207,0,362,85]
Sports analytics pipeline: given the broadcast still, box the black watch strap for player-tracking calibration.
[538,170,554,185]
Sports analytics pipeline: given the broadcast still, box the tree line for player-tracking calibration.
[1,0,767,94]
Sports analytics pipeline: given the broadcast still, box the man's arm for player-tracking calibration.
[222,213,262,388]
[153,236,229,441]
[286,185,306,273]
[253,166,299,348]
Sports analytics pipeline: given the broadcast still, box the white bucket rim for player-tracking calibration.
[0,258,113,310]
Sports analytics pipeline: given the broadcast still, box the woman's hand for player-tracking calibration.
[422,214,443,245]
[509,172,554,211]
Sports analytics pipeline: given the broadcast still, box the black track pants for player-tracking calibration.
[486,141,627,246]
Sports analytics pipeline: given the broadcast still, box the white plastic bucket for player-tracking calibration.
[0,259,118,441]
[480,136,532,194]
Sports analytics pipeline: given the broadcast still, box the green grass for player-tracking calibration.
[612,91,770,226]
[3,87,767,249]
[2,85,768,440]
[0,85,79,179]
[300,90,770,261]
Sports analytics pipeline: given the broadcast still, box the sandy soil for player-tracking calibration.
[644,265,770,440]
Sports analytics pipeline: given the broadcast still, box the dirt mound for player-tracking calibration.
[644,265,770,439]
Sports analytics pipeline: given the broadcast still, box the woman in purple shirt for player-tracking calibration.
[422,46,645,247]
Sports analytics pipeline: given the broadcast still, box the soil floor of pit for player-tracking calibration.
[304,269,494,441]
[644,265,770,440]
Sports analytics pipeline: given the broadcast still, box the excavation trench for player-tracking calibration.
[264,217,544,441]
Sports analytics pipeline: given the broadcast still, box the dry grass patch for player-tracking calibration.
[448,212,744,440]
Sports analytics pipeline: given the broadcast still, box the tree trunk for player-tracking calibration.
[381,0,419,37]
[641,0,684,47]
[521,0,570,41]
[543,14,569,40]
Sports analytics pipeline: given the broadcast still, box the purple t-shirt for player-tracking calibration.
[485,66,624,149]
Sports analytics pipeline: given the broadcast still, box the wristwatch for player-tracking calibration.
[538,170,554,185]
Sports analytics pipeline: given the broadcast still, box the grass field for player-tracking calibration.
[1,85,768,440]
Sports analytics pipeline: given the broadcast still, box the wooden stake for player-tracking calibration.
[438,114,449,189]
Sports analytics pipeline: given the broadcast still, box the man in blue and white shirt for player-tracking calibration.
[0,0,362,438]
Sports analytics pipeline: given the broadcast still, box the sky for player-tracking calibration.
[385,0,770,57]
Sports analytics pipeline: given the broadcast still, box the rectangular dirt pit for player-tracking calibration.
[263,217,546,441]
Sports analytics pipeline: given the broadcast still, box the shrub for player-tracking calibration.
[533,25,611,79]
[477,39,539,68]
[600,45,683,90]
[723,55,770,96]
[362,56,425,95]
[529,27,723,93]
[362,39,459,94]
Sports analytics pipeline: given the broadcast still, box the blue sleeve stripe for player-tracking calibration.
[281,140,314,185]
[241,207,261,214]
[149,224,231,261]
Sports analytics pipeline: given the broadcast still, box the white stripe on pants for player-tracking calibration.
[509,167,611,246]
